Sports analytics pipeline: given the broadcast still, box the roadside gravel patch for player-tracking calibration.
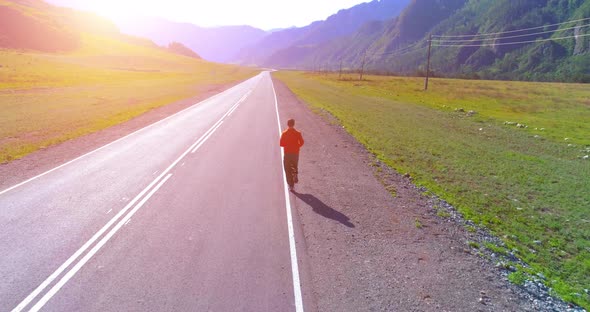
[273,76,554,312]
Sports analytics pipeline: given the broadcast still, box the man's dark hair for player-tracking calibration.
[287,119,295,127]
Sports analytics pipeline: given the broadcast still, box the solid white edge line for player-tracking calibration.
[28,174,173,312]
[0,74,261,197]
[11,81,257,312]
[270,73,304,312]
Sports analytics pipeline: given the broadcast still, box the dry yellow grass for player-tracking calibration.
[0,34,258,162]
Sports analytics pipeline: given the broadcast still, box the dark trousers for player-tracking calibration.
[283,153,299,187]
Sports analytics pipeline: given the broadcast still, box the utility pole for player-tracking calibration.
[339,58,343,79]
[359,51,367,81]
[424,34,432,91]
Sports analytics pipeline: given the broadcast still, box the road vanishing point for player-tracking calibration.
[0,72,305,312]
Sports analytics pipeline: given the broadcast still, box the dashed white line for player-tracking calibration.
[0,76,258,197]
[28,174,173,312]
[11,167,170,312]
[10,81,257,312]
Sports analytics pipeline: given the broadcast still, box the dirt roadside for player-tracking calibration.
[272,77,543,312]
[0,82,238,191]
[0,75,571,311]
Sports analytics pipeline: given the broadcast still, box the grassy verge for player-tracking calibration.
[274,71,590,309]
[0,42,257,162]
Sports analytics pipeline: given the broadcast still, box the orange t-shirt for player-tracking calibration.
[280,128,304,154]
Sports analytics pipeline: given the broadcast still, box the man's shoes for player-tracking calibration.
[293,173,298,184]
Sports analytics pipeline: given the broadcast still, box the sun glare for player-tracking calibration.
[87,2,134,20]
[46,0,372,29]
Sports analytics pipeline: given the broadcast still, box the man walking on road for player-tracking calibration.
[280,118,304,191]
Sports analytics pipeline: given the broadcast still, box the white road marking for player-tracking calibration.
[228,90,252,117]
[190,89,253,154]
[191,121,224,154]
[227,104,240,116]
[11,166,172,312]
[28,174,173,312]
[10,82,257,312]
[270,73,305,312]
[106,209,112,214]
[12,165,178,312]
[0,75,259,196]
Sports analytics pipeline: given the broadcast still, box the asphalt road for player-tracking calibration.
[0,72,304,311]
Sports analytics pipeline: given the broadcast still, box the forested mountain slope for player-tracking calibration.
[270,0,590,82]
[235,0,410,66]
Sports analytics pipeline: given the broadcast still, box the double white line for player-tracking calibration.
[12,88,253,312]
[190,90,251,154]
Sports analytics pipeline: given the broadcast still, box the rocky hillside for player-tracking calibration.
[234,0,410,66]
[273,0,590,82]
[166,42,201,59]
[0,0,209,60]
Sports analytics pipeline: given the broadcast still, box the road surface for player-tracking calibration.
[0,72,305,311]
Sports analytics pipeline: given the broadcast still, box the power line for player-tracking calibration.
[432,32,590,47]
[387,46,426,58]
[330,17,590,83]
[432,16,590,38]
[328,43,426,79]
[431,23,590,43]
[368,41,426,59]
[379,45,425,57]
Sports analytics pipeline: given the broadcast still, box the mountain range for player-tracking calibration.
[106,0,589,82]
[0,0,200,59]
[107,0,409,65]
[34,0,590,82]
[234,0,411,66]
[246,0,590,82]
[354,0,590,82]
[112,17,267,63]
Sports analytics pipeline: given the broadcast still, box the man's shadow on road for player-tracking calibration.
[293,192,355,228]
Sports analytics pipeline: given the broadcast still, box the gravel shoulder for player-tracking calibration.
[1,75,575,311]
[273,77,541,312]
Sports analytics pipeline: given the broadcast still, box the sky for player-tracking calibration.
[45,0,371,30]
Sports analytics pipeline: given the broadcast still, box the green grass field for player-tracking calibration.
[0,34,258,163]
[275,71,590,308]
